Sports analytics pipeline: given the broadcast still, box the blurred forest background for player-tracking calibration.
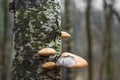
[0,0,120,80]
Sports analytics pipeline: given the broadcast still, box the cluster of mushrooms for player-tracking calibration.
[38,31,88,69]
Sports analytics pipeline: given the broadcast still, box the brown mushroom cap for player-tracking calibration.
[61,31,71,38]
[38,48,57,56]
[42,62,56,69]
[56,52,88,68]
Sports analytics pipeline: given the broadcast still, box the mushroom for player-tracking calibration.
[56,52,88,68]
[42,62,56,69]
[38,48,57,56]
[61,31,71,38]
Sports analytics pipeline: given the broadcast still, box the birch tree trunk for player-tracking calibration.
[11,0,62,80]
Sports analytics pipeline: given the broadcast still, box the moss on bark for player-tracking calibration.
[12,0,62,80]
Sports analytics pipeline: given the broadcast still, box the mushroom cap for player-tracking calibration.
[42,62,56,69]
[61,31,71,38]
[56,52,88,68]
[38,48,57,56]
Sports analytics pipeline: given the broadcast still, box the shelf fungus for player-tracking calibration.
[38,48,57,56]
[61,31,71,38]
[56,52,88,68]
[42,62,56,69]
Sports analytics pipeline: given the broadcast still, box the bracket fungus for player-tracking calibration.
[42,62,56,69]
[38,48,57,56]
[56,52,88,68]
[61,31,71,38]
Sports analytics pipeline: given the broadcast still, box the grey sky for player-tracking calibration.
[74,0,120,12]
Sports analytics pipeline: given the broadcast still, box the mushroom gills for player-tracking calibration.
[56,52,88,68]
[56,56,76,67]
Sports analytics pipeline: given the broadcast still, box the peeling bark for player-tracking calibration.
[11,0,62,80]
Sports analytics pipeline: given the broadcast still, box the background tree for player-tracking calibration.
[0,0,9,80]
[86,0,93,80]
[99,1,114,80]
[62,0,74,80]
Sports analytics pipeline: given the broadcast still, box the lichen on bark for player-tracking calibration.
[12,0,62,80]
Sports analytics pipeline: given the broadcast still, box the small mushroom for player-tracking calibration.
[42,62,56,69]
[38,48,57,56]
[61,31,71,38]
[56,52,88,68]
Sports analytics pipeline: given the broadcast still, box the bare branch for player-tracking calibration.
[104,0,120,22]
